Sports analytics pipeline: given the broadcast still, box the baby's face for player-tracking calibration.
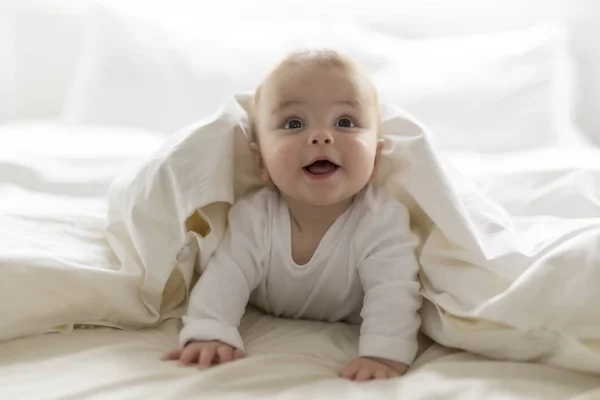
[253,63,382,207]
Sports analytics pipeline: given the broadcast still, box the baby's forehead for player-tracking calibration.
[260,62,376,106]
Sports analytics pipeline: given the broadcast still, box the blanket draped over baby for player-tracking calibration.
[105,93,600,373]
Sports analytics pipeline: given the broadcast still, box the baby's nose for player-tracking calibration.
[309,130,334,145]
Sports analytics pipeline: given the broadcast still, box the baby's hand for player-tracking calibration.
[161,340,245,369]
[340,356,408,381]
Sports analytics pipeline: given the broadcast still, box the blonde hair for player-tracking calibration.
[249,48,380,141]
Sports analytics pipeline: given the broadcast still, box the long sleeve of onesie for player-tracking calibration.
[356,191,422,365]
[179,197,265,351]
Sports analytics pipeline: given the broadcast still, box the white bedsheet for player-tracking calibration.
[1,310,600,400]
[1,122,600,399]
[0,122,168,341]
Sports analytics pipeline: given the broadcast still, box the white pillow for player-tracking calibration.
[63,6,397,133]
[64,4,580,152]
[374,23,583,152]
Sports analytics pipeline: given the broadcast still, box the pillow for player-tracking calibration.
[64,4,580,152]
[373,22,584,152]
[63,6,397,133]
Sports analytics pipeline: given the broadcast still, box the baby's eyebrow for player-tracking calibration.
[272,100,302,115]
[271,98,362,115]
[335,99,361,108]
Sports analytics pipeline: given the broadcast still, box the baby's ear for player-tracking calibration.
[371,139,385,179]
[249,142,271,183]
[376,138,384,155]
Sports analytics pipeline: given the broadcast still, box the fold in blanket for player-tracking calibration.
[107,94,600,373]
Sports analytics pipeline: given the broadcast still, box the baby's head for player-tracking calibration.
[249,49,383,207]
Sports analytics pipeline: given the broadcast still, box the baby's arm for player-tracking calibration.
[351,199,422,378]
[175,199,265,362]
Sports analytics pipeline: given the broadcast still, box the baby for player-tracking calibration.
[163,49,422,381]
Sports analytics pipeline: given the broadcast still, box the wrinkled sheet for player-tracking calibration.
[106,95,600,374]
[422,147,600,373]
[0,122,174,341]
[1,122,600,399]
[2,309,600,400]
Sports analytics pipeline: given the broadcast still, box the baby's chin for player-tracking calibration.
[271,174,370,207]
[284,189,360,208]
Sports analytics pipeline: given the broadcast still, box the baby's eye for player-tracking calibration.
[284,119,304,130]
[336,118,356,128]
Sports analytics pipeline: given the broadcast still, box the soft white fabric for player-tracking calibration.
[0,0,17,122]
[447,147,600,218]
[63,3,584,152]
[0,122,181,342]
[3,121,600,399]
[373,21,586,152]
[107,93,600,373]
[3,315,600,400]
[357,0,600,145]
[181,185,422,365]
[3,1,600,146]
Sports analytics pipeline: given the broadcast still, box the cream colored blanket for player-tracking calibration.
[4,96,598,375]
[107,94,600,373]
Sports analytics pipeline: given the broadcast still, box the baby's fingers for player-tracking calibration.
[161,348,183,361]
[374,369,389,380]
[355,367,374,382]
[340,362,360,380]
[198,347,217,369]
[216,346,233,364]
[233,349,246,360]
[179,347,200,366]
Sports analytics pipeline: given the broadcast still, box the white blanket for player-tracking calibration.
[3,121,600,399]
[105,94,600,373]
[0,123,170,341]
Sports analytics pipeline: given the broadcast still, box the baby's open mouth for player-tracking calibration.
[303,160,340,175]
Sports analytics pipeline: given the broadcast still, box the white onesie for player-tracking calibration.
[180,184,422,365]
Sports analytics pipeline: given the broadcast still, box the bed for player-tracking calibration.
[2,1,600,398]
[1,121,600,399]
[2,316,599,400]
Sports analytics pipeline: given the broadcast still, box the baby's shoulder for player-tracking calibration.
[228,186,279,225]
[353,184,411,230]
[357,184,408,215]
[350,185,414,258]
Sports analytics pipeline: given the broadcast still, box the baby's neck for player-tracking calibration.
[282,195,353,233]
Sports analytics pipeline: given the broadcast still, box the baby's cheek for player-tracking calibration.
[266,152,293,174]
[263,152,298,188]
[348,144,377,170]
[268,143,298,168]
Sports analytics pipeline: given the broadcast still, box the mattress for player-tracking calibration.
[1,122,599,399]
